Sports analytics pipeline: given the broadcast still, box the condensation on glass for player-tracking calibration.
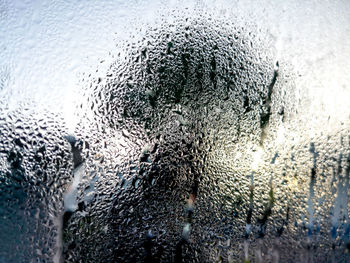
[0,1,350,262]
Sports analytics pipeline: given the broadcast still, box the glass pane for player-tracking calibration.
[1,1,350,262]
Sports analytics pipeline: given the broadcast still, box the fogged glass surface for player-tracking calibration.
[1,1,350,262]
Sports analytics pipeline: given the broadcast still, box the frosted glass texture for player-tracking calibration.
[1,0,350,262]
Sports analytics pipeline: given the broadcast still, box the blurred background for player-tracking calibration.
[1,0,350,262]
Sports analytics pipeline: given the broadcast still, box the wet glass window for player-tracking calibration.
[1,1,350,262]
